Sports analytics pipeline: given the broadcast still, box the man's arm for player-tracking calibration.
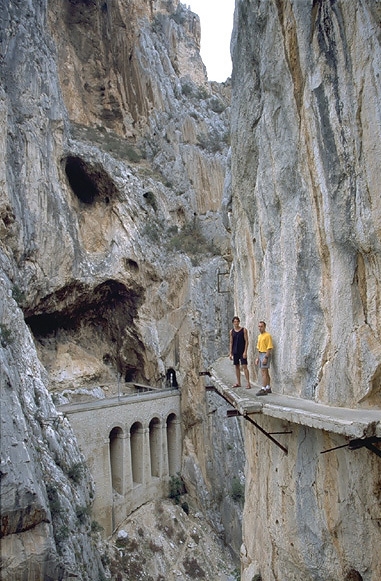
[229,329,233,358]
[243,327,248,358]
[263,335,272,362]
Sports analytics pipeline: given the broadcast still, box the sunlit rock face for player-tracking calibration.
[230,2,381,580]
[230,0,381,407]
[1,0,243,578]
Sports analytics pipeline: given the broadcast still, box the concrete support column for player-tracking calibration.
[142,426,151,486]
[99,437,113,536]
[167,418,182,476]
[124,432,133,492]
[149,420,162,478]
[172,419,182,475]
[161,421,169,479]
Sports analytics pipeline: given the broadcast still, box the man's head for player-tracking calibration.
[258,321,266,333]
[232,316,240,327]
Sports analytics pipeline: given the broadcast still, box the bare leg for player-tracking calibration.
[234,365,241,386]
[261,368,270,388]
[242,364,250,388]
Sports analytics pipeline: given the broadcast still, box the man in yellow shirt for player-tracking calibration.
[255,321,273,395]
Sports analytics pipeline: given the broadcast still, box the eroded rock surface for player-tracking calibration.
[230,1,381,580]
[1,0,242,578]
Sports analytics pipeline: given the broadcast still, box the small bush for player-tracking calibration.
[183,556,205,579]
[12,285,26,305]
[209,97,226,113]
[46,484,61,516]
[76,504,91,523]
[169,474,186,503]
[171,10,186,25]
[125,145,142,163]
[149,539,163,552]
[55,525,70,543]
[182,83,193,96]
[91,520,104,533]
[67,462,85,483]
[166,221,219,263]
[196,85,209,100]
[0,324,13,347]
[231,477,245,504]
[143,222,160,242]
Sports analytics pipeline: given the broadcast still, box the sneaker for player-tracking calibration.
[256,387,272,396]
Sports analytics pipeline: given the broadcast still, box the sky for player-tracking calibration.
[186,0,235,82]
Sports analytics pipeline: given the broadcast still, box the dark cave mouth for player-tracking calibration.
[24,279,145,386]
[64,155,119,205]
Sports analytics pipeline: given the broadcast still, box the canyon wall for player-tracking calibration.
[230,1,381,580]
[0,0,242,578]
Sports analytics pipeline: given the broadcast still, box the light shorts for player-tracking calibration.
[259,352,271,369]
[233,354,248,366]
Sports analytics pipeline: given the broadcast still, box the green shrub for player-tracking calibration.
[55,525,70,543]
[0,324,13,347]
[166,221,219,263]
[91,520,104,533]
[12,285,26,305]
[143,222,160,242]
[169,474,185,503]
[181,81,193,97]
[209,97,226,113]
[46,484,61,516]
[197,85,209,100]
[183,556,205,579]
[231,477,244,504]
[67,461,85,483]
[75,504,91,523]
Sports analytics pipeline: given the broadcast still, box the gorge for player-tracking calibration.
[1,1,380,580]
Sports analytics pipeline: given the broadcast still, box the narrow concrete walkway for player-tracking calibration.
[207,357,381,439]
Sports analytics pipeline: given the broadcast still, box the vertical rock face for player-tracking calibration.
[1,0,243,578]
[231,0,381,406]
[231,1,381,580]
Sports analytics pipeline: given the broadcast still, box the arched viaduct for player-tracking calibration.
[59,389,181,536]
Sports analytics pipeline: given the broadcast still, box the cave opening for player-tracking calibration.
[65,156,99,204]
[24,279,146,394]
[64,155,119,205]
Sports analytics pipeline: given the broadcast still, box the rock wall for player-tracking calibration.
[230,1,381,580]
[0,0,243,578]
[230,0,381,407]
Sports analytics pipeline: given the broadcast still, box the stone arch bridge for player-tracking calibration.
[59,387,181,536]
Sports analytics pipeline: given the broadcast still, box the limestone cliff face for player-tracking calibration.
[230,0,381,407]
[1,0,241,578]
[230,1,381,580]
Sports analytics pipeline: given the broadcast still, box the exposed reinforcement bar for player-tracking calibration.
[206,385,289,455]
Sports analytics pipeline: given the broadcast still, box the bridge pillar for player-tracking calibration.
[167,417,182,476]
[124,432,133,492]
[142,426,152,486]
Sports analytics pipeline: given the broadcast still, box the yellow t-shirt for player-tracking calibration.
[257,331,273,353]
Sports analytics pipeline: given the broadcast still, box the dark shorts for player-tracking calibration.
[259,352,270,369]
[233,354,247,366]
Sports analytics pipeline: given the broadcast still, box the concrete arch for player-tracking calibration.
[130,421,144,485]
[149,416,161,478]
[109,426,124,495]
[62,390,181,536]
